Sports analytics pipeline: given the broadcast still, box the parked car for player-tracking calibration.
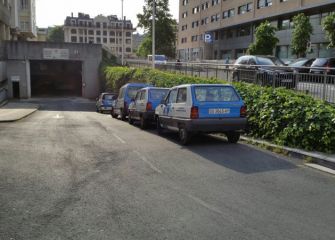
[112,83,152,120]
[96,93,117,113]
[155,84,247,145]
[232,55,295,88]
[288,58,315,73]
[309,58,335,76]
[128,87,169,129]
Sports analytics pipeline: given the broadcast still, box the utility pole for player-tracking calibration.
[152,0,156,69]
[121,0,124,65]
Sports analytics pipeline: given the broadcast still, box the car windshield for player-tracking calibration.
[155,55,166,61]
[256,57,275,66]
[103,94,115,100]
[194,86,240,102]
[149,89,168,100]
[127,86,144,99]
[290,59,309,67]
[311,58,328,67]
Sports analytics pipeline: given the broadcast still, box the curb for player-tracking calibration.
[0,107,39,123]
[240,136,335,170]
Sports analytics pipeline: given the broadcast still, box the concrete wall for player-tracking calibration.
[3,41,102,99]
[0,61,7,103]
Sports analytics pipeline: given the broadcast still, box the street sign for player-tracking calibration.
[204,33,213,43]
[43,48,70,60]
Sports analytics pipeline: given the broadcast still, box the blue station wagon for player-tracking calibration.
[112,83,151,120]
[155,84,247,144]
[128,87,169,129]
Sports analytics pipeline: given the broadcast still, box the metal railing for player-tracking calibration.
[126,60,335,103]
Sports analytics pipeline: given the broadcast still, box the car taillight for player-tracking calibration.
[240,105,247,117]
[146,102,153,111]
[190,106,199,119]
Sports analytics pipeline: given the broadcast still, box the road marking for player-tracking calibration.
[134,150,162,174]
[53,114,64,119]
[185,193,223,215]
[113,133,126,144]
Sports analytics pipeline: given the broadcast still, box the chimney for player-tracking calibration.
[71,12,73,18]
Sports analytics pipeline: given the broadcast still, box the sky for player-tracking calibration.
[36,0,179,33]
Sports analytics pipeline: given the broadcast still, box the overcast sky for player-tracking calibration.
[36,0,179,33]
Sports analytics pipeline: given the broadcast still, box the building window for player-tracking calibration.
[182,0,189,6]
[20,21,29,31]
[71,36,77,42]
[79,37,84,43]
[257,0,272,9]
[201,2,209,10]
[126,32,131,37]
[96,30,101,35]
[110,31,115,36]
[126,48,132,53]
[192,21,199,28]
[103,38,107,43]
[88,30,94,35]
[181,24,188,31]
[192,6,200,14]
[238,3,253,15]
[236,26,251,37]
[71,29,77,34]
[20,0,28,9]
[212,0,219,6]
[191,35,198,42]
[96,22,101,28]
[181,37,187,43]
[126,39,131,44]
[182,12,188,18]
[96,37,101,43]
[103,22,107,28]
[110,38,115,43]
[211,14,220,23]
[223,9,235,19]
[103,31,107,36]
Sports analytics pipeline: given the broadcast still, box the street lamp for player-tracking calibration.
[152,0,156,69]
[121,0,124,66]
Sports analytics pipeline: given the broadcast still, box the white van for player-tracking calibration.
[147,55,168,65]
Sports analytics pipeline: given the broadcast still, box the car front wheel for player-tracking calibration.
[179,127,190,145]
[111,109,118,118]
[128,113,134,125]
[120,109,126,121]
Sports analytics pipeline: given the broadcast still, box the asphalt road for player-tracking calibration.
[0,98,334,240]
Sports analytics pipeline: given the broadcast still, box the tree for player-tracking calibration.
[291,13,313,58]
[248,21,279,55]
[322,13,335,48]
[47,26,64,43]
[137,0,177,58]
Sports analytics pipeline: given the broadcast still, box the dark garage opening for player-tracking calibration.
[30,60,82,97]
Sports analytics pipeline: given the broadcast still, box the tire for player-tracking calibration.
[179,127,190,145]
[128,113,134,125]
[120,109,126,121]
[156,116,163,135]
[140,115,148,130]
[111,109,118,119]
[226,132,240,144]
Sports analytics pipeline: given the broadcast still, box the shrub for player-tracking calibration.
[104,66,335,153]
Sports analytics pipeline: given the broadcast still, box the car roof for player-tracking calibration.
[140,87,170,90]
[122,83,151,87]
[172,84,234,88]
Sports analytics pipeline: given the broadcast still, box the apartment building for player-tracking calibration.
[0,0,36,41]
[64,13,135,58]
[178,0,335,61]
[0,0,12,41]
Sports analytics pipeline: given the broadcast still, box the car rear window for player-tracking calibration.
[311,58,328,67]
[149,89,168,100]
[194,86,240,102]
[256,57,275,66]
[127,86,144,99]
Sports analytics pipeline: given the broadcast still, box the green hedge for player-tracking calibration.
[104,66,335,153]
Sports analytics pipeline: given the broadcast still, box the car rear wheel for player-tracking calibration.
[140,116,148,129]
[128,113,134,125]
[156,116,163,135]
[120,109,126,121]
[226,132,240,144]
[111,109,118,118]
[179,127,190,145]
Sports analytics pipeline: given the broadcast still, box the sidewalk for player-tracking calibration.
[0,101,39,122]
[240,136,335,172]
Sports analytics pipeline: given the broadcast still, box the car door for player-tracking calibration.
[158,88,177,127]
[173,87,188,120]
[137,90,147,114]
[115,87,125,114]
[130,91,141,119]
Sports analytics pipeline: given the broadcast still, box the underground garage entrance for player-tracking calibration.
[30,60,82,97]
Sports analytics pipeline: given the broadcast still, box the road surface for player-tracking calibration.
[0,98,334,240]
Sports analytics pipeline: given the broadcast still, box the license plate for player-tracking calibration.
[209,108,230,114]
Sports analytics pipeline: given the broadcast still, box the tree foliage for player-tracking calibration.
[47,26,64,43]
[137,0,177,58]
[322,13,335,48]
[248,21,279,55]
[291,13,313,58]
